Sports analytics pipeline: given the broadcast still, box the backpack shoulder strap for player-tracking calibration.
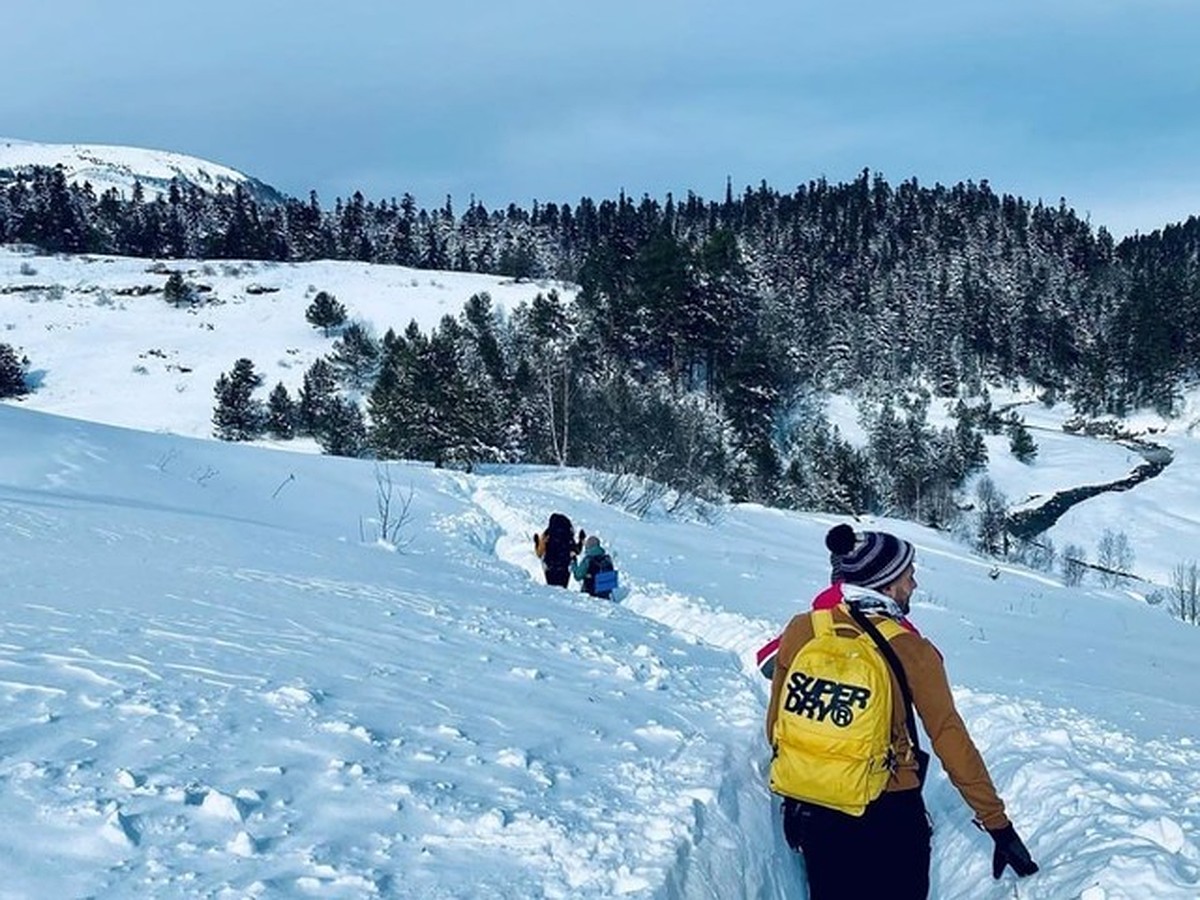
[871,617,908,642]
[847,605,923,759]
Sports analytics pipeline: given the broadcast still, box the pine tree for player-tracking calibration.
[329,322,380,391]
[498,236,539,280]
[0,343,29,398]
[163,271,192,308]
[212,359,265,441]
[430,317,499,468]
[266,382,297,439]
[410,320,468,467]
[317,397,367,458]
[1008,419,1038,464]
[949,403,989,478]
[366,326,415,456]
[298,358,340,437]
[393,194,419,265]
[458,291,517,455]
[461,293,506,386]
[366,318,493,468]
[719,337,783,503]
[514,290,578,466]
[693,228,753,396]
[305,291,347,337]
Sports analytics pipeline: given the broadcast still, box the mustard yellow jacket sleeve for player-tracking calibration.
[893,633,1009,829]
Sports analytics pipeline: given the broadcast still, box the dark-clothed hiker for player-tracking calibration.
[765,524,1039,900]
[533,513,581,587]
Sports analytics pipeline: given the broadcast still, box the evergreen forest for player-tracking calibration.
[5,163,1199,533]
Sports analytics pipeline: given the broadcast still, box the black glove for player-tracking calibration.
[989,824,1038,879]
[578,528,586,542]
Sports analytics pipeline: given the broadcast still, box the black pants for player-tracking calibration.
[544,566,569,588]
[782,790,932,900]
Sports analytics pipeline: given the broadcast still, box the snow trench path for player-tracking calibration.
[469,478,805,900]
[471,476,1200,900]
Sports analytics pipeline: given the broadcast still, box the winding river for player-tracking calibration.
[1006,438,1174,541]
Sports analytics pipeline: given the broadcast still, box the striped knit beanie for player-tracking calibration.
[824,524,914,590]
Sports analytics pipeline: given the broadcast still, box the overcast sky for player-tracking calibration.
[8,0,1200,237]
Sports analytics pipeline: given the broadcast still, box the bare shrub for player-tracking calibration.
[1169,561,1200,625]
[1096,529,1135,586]
[361,463,415,550]
[1061,543,1087,586]
[587,470,722,523]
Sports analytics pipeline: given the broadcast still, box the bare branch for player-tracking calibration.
[372,463,416,550]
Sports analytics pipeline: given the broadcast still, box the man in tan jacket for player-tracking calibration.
[766,524,1039,899]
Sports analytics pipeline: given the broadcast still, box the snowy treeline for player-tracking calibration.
[7,163,1200,529]
[211,285,1020,539]
[5,165,1199,418]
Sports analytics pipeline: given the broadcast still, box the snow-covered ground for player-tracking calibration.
[3,247,1200,897]
[0,246,574,441]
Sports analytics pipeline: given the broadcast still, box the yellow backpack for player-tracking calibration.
[769,607,908,816]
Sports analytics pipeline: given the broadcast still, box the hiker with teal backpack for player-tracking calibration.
[765,524,1039,900]
[571,535,618,599]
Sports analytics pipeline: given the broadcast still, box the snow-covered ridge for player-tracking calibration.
[0,245,575,442]
[0,137,284,205]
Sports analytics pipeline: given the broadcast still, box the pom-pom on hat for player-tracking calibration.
[825,524,915,590]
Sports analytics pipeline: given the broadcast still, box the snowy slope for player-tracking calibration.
[1,239,1193,588]
[1,403,1199,898]
[0,246,575,441]
[3,245,1200,896]
[0,137,283,204]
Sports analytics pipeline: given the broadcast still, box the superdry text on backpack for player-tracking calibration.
[769,608,907,816]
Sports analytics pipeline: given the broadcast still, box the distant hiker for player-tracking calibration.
[571,534,618,599]
[533,513,581,588]
[766,524,1039,900]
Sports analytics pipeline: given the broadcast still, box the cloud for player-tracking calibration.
[5,0,1200,231]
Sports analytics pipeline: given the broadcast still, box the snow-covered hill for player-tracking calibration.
[0,245,575,441]
[0,137,284,205]
[2,241,1197,590]
[1,399,1199,898]
[4,242,1200,896]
